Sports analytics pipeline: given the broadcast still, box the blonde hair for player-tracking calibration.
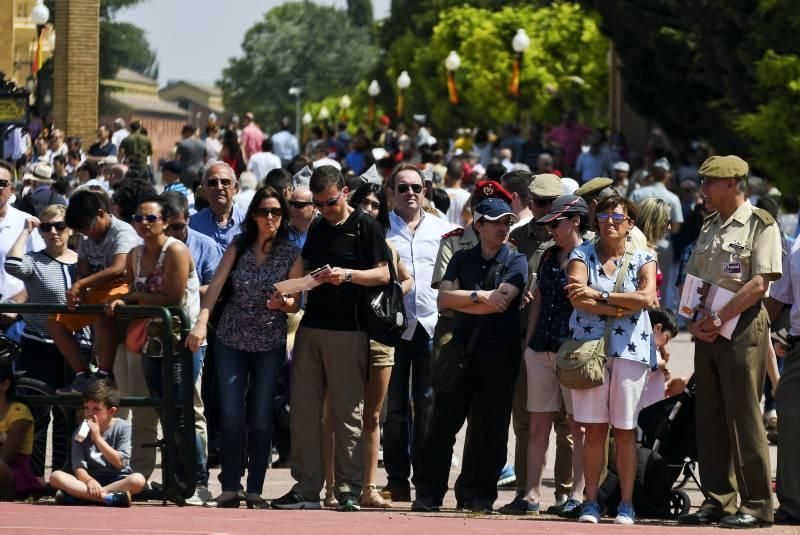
[38,204,67,221]
[638,198,670,247]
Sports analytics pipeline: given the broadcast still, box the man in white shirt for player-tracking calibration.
[111,117,129,149]
[247,138,282,181]
[384,163,457,501]
[271,118,300,163]
[444,159,471,227]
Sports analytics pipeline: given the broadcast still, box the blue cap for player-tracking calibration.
[474,198,517,223]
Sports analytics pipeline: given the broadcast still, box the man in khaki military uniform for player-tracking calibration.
[679,155,781,529]
[498,173,575,514]
[430,179,514,510]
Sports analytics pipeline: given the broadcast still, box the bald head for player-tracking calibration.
[291,186,312,202]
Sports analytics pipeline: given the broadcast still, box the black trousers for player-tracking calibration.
[416,337,519,505]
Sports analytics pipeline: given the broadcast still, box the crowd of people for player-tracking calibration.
[0,111,797,529]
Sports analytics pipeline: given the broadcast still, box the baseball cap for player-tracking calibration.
[474,198,517,223]
[613,161,630,172]
[536,195,589,225]
[161,160,183,175]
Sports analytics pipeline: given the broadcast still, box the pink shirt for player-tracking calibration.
[545,124,592,168]
[241,124,264,160]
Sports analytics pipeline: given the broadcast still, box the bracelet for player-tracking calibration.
[615,307,623,319]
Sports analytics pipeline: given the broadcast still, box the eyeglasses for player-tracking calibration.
[289,200,314,209]
[254,207,283,218]
[0,179,12,189]
[206,177,233,188]
[166,223,187,232]
[547,217,569,229]
[397,183,423,194]
[359,199,381,211]
[40,221,68,232]
[532,197,555,208]
[597,212,628,224]
[312,191,344,208]
[133,214,163,224]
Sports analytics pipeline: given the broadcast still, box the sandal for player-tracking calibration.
[324,485,339,508]
[360,486,394,509]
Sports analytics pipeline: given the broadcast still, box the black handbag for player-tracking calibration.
[354,212,408,346]
[209,238,247,330]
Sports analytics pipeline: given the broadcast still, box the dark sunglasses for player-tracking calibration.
[397,183,423,194]
[254,207,283,218]
[0,179,11,189]
[133,214,163,224]
[289,200,314,208]
[312,191,343,208]
[597,212,628,224]
[40,221,68,232]
[166,223,187,232]
[206,178,233,188]
[547,217,569,229]
[532,197,555,208]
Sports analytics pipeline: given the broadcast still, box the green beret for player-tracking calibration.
[575,177,614,199]
[698,155,749,178]
[528,173,563,198]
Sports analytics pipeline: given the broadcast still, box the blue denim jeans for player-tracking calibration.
[214,339,283,493]
[142,349,207,486]
[384,324,433,487]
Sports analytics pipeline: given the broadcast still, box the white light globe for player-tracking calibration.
[512,28,531,53]
[31,0,49,25]
[444,51,461,72]
[368,80,381,97]
[397,71,411,90]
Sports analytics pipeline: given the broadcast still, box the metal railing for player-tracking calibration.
[1,303,196,504]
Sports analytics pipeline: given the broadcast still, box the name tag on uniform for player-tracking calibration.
[722,262,742,276]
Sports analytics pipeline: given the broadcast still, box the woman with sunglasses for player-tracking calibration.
[516,196,589,517]
[4,204,79,481]
[562,195,657,525]
[186,186,303,508]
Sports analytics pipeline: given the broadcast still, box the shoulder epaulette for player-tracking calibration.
[441,228,464,239]
[703,211,718,223]
[752,207,776,226]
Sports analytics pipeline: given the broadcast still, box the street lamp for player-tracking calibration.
[339,94,351,121]
[444,51,461,136]
[288,86,302,143]
[318,105,330,122]
[367,80,380,127]
[511,28,530,127]
[31,0,50,25]
[396,71,411,121]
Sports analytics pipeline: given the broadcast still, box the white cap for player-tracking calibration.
[612,161,630,172]
[561,177,579,195]
[312,157,342,171]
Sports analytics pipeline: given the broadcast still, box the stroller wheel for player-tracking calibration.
[669,489,691,517]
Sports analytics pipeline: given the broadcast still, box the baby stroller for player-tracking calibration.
[599,377,706,519]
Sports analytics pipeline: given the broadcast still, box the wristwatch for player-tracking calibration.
[600,291,610,302]
[470,291,479,303]
[344,270,353,283]
[710,312,723,328]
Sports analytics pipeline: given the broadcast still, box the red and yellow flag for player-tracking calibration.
[447,71,459,105]
[509,54,520,97]
[32,29,45,76]
[396,93,405,119]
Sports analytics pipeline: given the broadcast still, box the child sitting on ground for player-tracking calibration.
[50,379,145,506]
[641,307,680,408]
[0,356,43,500]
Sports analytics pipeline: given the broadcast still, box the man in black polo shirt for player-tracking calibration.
[272,165,390,512]
[413,198,528,513]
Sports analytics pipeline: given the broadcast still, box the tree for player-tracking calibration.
[347,0,373,28]
[219,1,379,126]
[396,3,608,130]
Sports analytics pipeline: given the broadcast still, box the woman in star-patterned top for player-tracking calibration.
[562,195,658,525]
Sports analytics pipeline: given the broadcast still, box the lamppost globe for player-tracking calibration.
[339,95,351,110]
[368,80,381,97]
[397,71,411,90]
[302,112,312,125]
[31,0,49,25]
[444,50,461,72]
[318,106,330,121]
[512,28,530,53]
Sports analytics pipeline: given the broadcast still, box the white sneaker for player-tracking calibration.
[185,486,213,506]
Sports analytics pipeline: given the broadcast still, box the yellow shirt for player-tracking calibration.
[0,401,34,455]
[685,200,782,292]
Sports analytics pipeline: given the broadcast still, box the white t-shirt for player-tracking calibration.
[247,152,282,182]
[0,205,45,300]
[445,187,471,227]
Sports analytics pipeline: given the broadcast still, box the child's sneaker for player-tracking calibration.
[54,490,83,505]
[104,491,132,507]
[579,501,601,523]
[614,502,636,525]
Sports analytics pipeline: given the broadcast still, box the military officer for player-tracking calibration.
[679,155,782,529]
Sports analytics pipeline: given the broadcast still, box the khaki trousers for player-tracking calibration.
[694,305,773,522]
[290,327,368,499]
[776,338,800,518]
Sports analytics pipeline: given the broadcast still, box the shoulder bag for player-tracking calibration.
[556,249,633,390]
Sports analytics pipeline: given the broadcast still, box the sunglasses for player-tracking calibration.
[397,183,423,194]
[0,179,12,189]
[485,217,514,227]
[206,178,233,188]
[532,197,555,208]
[547,217,569,229]
[313,191,344,208]
[40,221,68,232]
[289,200,314,209]
[360,199,381,211]
[254,207,283,218]
[133,214,163,224]
[597,212,628,224]
[166,223,187,232]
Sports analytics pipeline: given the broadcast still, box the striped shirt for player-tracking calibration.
[163,182,195,211]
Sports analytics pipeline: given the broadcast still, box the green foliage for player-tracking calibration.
[737,51,800,191]
[401,3,608,129]
[99,21,158,81]
[347,0,373,28]
[219,0,379,127]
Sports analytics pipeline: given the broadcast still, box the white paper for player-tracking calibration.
[678,273,741,339]
[273,265,333,295]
